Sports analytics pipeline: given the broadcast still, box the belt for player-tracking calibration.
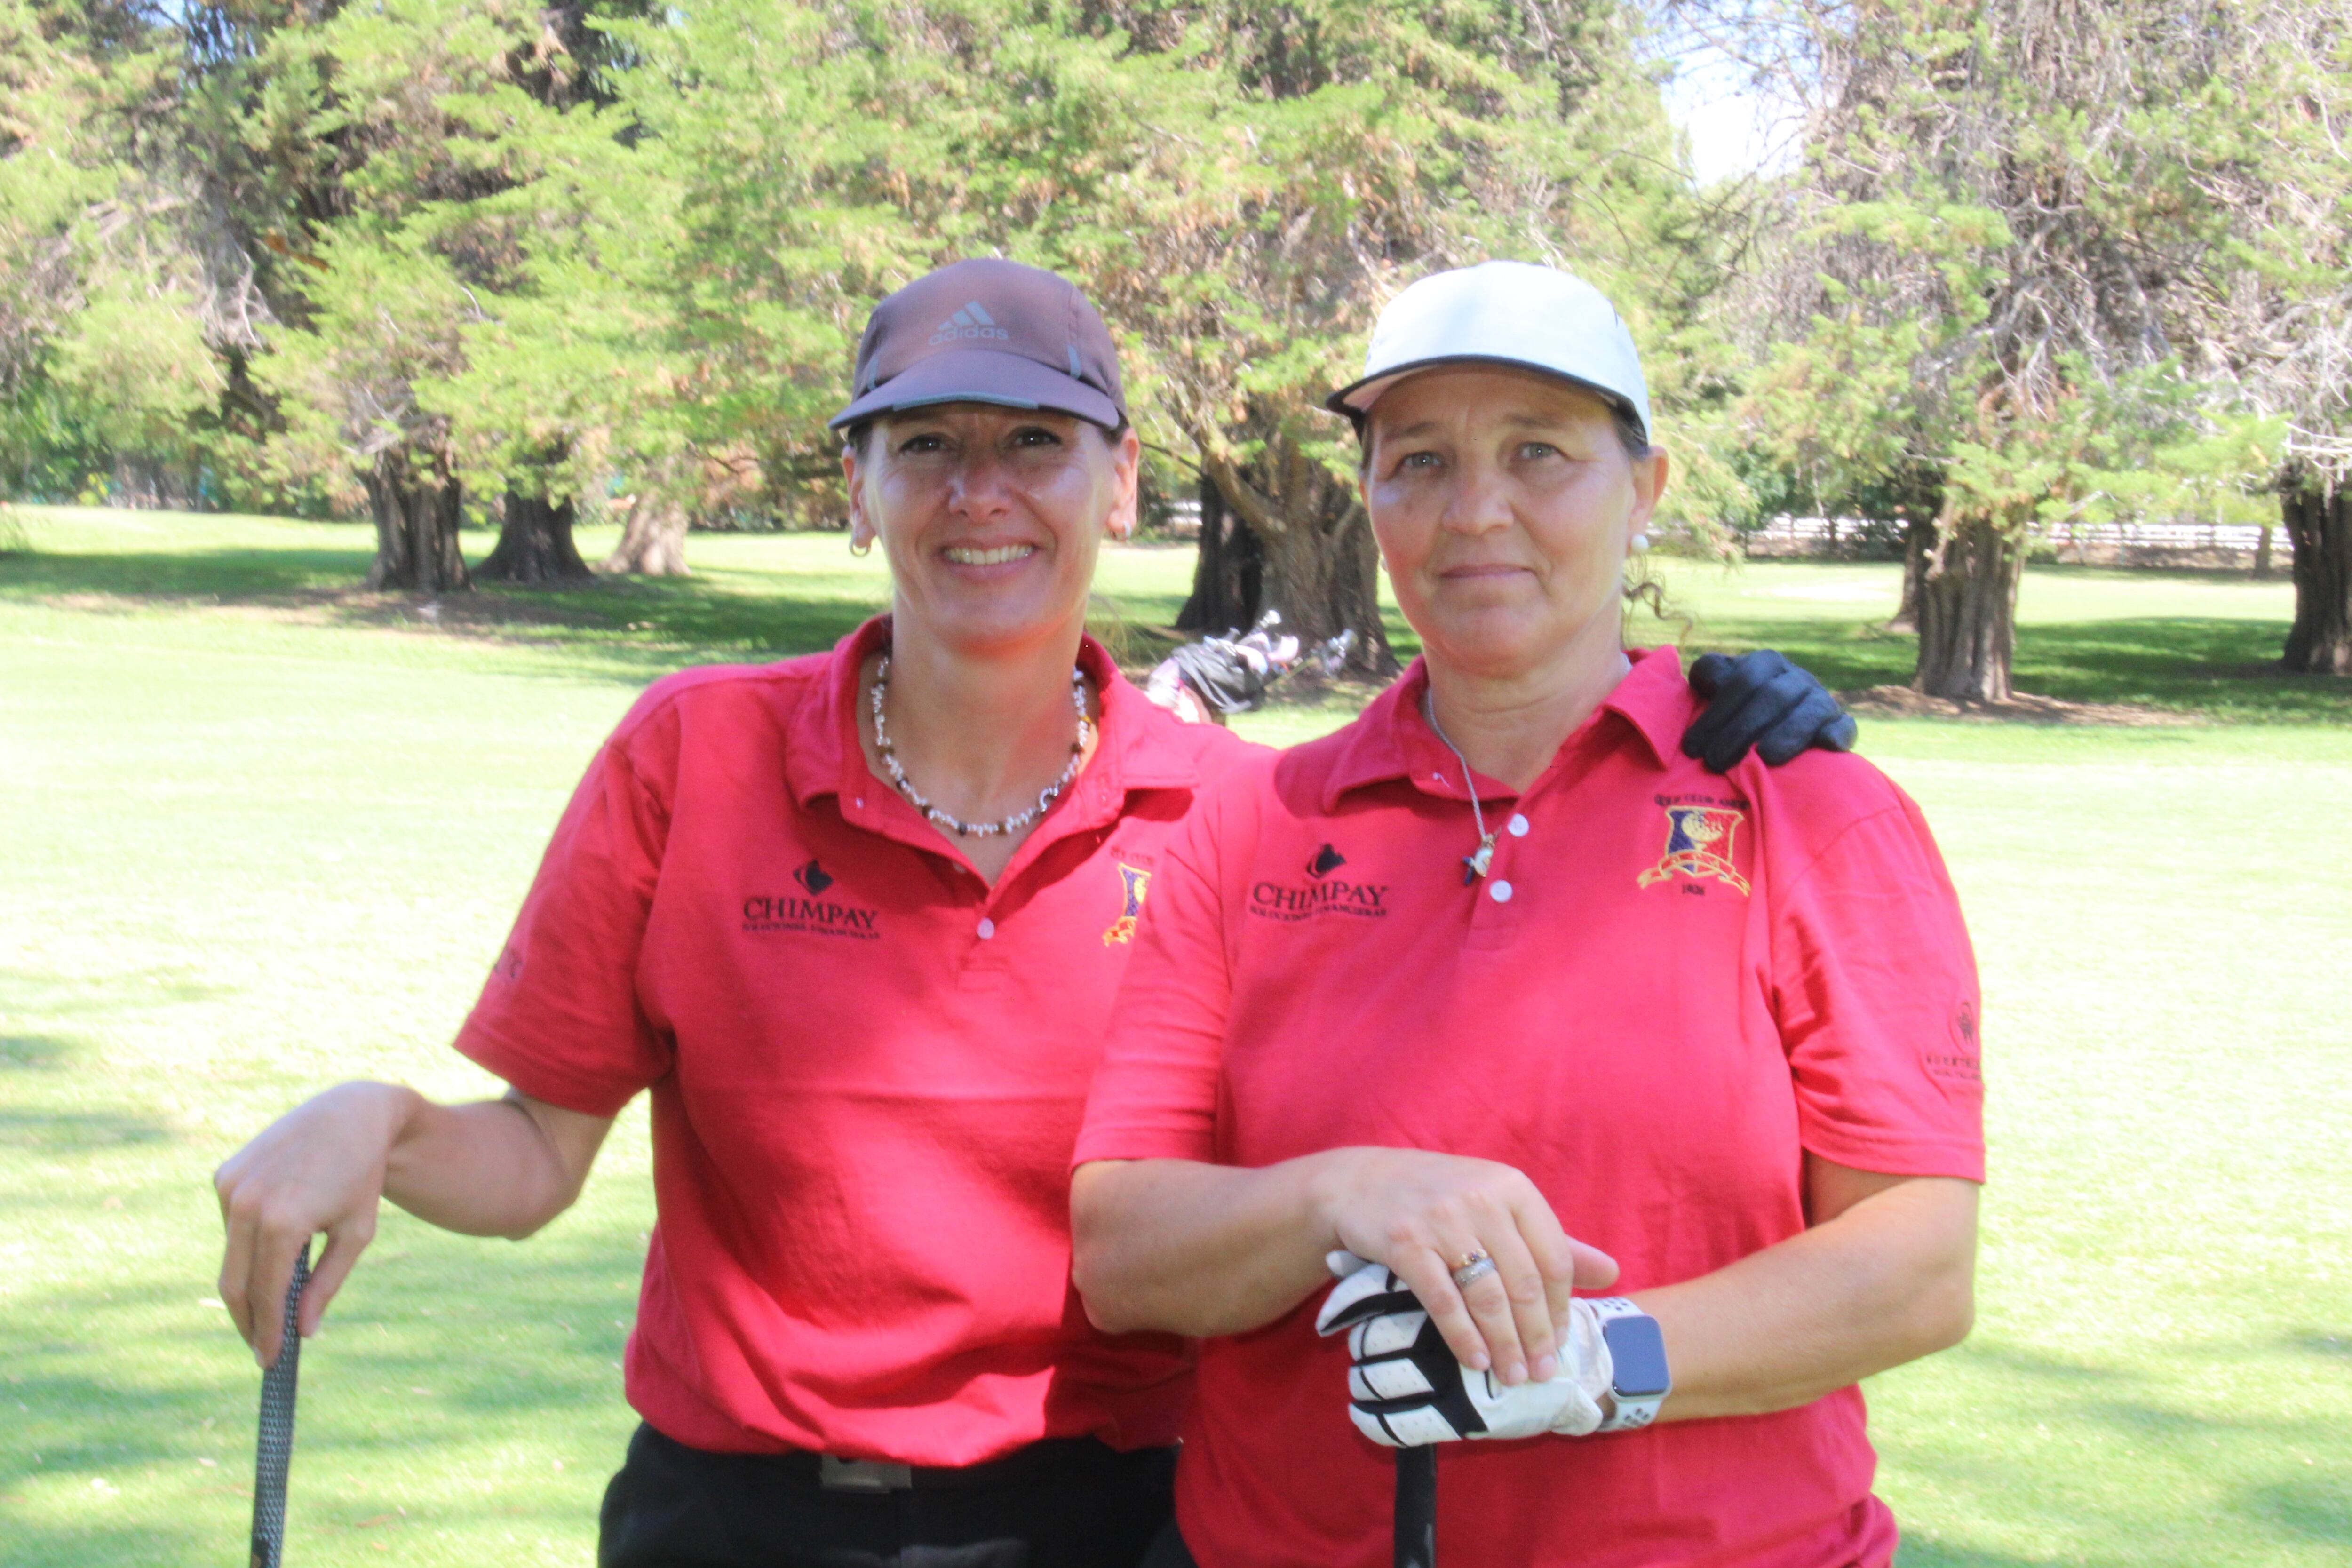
[794,1436,1148,1494]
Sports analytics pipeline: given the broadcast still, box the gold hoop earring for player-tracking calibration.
[849,533,874,557]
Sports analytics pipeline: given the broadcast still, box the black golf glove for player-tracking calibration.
[1683,651,1859,774]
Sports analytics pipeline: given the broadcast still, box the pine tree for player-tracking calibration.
[1,0,233,507]
[2152,0,2352,672]
[596,0,1721,669]
[1732,0,2292,699]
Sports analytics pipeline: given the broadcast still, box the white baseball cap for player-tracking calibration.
[1326,260,1652,442]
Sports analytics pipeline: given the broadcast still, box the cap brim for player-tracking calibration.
[829,349,1123,431]
[1324,355,1645,439]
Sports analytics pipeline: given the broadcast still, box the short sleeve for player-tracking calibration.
[1770,792,1986,1183]
[453,712,675,1118]
[1072,784,1240,1167]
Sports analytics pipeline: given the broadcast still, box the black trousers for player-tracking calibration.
[599,1423,1177,1568]
[1135,1520,1196,1568]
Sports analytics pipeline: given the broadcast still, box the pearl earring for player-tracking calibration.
[1630,533,1650,553]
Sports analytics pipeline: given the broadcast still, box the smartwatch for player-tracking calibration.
[1587,1297,1671,1432]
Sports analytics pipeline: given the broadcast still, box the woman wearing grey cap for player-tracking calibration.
[1072,261,1984,1568]
[208,257,1851,1568]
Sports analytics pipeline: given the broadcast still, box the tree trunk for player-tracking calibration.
[361,448,469,593]
[603,493,691,576]
[2282,474,2352,675]
[1190,435,1394,677]
[1253,500,1390,675]
[1913,509,2024,700]
[1886,515,1934,631]
[479,490,593,584]
[2254,524,2273,578]
[1176,474,1262,633]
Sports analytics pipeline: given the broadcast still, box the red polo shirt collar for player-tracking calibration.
[1317,645,1687,811]
[784,613,1201,826]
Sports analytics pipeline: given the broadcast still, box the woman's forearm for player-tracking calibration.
[1639,1174,1979,1422]
[216,1081,614,1361]
[1071,1157,1340,1337]
[1073,1147,1619,1396]
[384,1090,612,1240]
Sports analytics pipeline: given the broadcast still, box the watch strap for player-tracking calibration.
[1585,1296,1668,1433]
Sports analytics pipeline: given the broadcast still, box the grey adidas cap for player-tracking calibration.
[1327,260,1652,442]
[829,258,1127,432]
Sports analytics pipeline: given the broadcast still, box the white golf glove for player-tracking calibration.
[1314,1252,1613,1448]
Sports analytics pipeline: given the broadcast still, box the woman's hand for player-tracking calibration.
[1311,1148,1617,1388]
[214,1084,618,1368]
[215,1081,419,1368]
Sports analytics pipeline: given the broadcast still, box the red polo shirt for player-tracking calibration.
[1074,647,1985,1568]
[456,616,1247,1464]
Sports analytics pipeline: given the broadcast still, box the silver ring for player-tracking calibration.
[1450,1252,1497,1289]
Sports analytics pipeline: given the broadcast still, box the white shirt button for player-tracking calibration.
[1508,813,1530,837]
[1489,880,1514,903]
[976,918,996,940]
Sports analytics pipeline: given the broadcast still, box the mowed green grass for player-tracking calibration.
[1,506,2347,1566]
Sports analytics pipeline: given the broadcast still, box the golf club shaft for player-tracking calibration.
[249,1242,310,1568]
[1395,1445,1437,1568]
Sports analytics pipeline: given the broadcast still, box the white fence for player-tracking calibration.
[1741,515,2273,566]
[1152,503,2276,566]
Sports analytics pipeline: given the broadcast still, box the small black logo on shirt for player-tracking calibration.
[1250,852,1389,922]
[744,864,877,940]
[1927,999,1982,1084]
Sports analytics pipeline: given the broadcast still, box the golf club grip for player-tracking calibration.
[249,1243,310,1568]
[1394,1444,1437,1568]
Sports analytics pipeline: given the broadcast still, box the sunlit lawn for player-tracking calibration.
[2,507,2346,1565]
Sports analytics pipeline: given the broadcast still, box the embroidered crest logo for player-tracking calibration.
[1103,862,1152,945]
[1637,804,1750,895]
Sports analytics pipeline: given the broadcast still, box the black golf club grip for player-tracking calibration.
[249,1243,310,1568]
[1395,1444,1437,1568]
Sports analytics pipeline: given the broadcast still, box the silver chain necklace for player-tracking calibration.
[870,654,1092,839]
[1420,686,1497,884]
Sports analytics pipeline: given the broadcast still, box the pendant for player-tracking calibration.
[1462,834,1496,885]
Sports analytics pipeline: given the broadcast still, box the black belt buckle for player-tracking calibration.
[819,1455,914,1493]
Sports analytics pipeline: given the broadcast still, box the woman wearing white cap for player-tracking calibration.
[210,258,1852,1568]
[1071,261,1986,1568]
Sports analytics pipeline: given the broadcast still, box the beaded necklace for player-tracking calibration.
[870,654,1091,838]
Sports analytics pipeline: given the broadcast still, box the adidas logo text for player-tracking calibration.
[929,300,1009,346]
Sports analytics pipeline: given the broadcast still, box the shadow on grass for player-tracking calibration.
[0,1034,77,1071]
[0,545,888,674]
[3,539,1327,687]
[0,965,236,1022]
[0,1522,213,1568]
[2016,618,2350,722]
[1676,613,1918,693]
[0,544,372,599]
[11,539,2346,721]
[1897,1545,2062,1568]
[2246,1475,2352,1544]
[1680,611,2347,724]
[0,1110,174,1152]
[1875,1337,2352,1565]
[0,1222,647,1565]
